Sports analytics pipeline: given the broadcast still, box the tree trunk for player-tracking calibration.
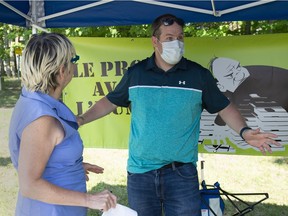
[244,21,251,35]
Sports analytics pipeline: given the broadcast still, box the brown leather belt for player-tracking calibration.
[160,162,187,170]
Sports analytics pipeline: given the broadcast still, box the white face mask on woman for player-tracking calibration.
[158,40,184,65]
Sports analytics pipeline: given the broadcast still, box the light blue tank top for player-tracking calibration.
[9,88,87,216]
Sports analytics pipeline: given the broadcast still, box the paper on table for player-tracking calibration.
[102,204,138,216]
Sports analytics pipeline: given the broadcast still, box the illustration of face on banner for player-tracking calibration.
[201,57,288,155]
[64,34,288,156]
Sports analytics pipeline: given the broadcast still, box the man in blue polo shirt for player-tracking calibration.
[78,14,280,216]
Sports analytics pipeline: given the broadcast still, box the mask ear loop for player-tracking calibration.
[155,38,163,56]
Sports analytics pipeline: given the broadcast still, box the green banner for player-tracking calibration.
[64,34,288,156]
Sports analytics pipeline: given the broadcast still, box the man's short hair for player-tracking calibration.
[151,14,185,37]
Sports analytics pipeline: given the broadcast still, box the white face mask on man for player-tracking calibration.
[157,39,184,65]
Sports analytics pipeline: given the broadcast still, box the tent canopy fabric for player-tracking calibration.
[1,0,288,29]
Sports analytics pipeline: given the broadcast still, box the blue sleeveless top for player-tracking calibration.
[9,88,87,216]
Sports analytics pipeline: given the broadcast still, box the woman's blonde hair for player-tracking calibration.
[21,33,76,93]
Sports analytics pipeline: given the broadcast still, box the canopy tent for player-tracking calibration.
[1,0,288,30]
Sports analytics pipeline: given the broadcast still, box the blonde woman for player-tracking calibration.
[9,33,117,216]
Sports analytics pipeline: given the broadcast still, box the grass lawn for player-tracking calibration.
[0,77,287,216]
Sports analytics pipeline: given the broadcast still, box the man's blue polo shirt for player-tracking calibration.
[107,54,230,173]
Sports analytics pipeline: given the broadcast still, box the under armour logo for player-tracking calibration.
[179,81,186,85]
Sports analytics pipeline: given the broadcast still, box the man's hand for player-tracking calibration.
[76,116,85,127]
[242,128,281,155]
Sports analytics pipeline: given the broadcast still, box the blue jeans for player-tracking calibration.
[127,163,201,216]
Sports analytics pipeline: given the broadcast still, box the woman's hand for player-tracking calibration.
[86,190,117,211]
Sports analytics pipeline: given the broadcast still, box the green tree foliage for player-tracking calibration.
[49,25,153,38]
[0,24,31,60]
[0,24,31,76]
[49,20,288,38]
[0,24,10,61]
[52,26,112,37]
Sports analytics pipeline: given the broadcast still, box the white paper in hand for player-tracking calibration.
[102,204,138,216]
